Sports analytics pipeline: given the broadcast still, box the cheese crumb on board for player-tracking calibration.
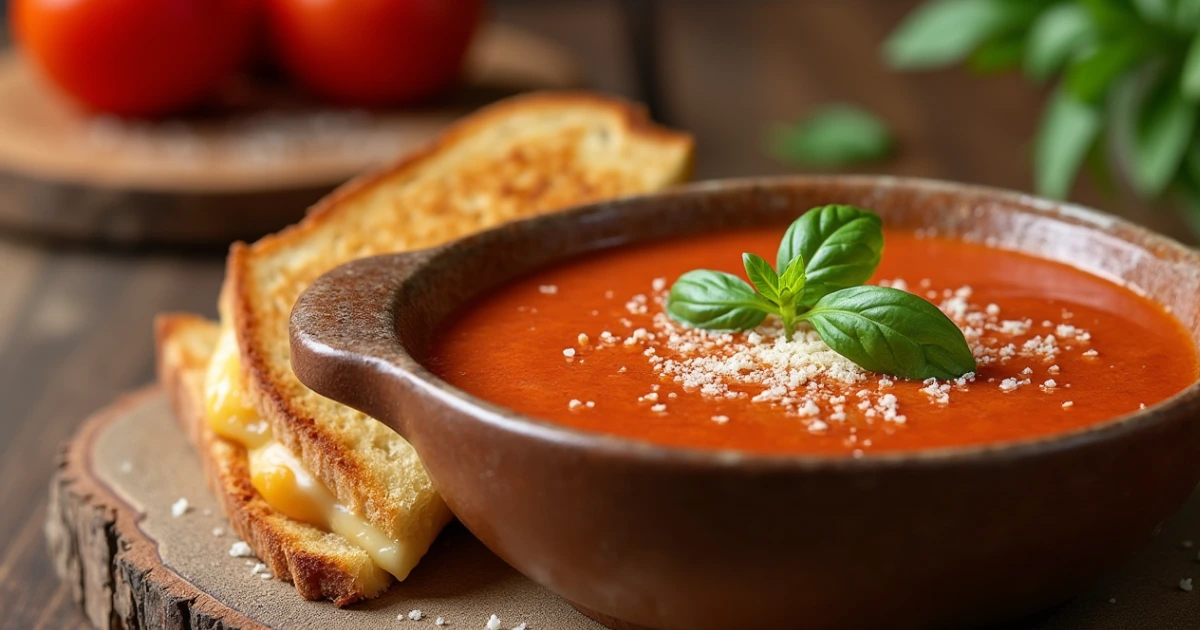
[1180,578,1194,592]
[408,609,424,621]
[486,615,502,630]
[171,498,190,518]
[212,527,225,537]
[229,541,255,558]
[436,618,446,626]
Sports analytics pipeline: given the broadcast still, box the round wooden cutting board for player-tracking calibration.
[0,24,580,246]
[48,388,1200,629]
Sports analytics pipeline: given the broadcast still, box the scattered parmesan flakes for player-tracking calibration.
[1043,379,1057,388]
[650,404,667,413]
[605,290,614,299]
[808,420,829,433]
[562,348,576,358]
[171,498,190,518]
[618,366,627,373]
[1055,324,1076,338]
[436,618,446,626]
[639,392,658,402]
[212,527,225,537]
[1140,403,1147,409]
[538,285,557,294]
[568,399,584,410]
[511,624,528,630]
[1062,401,1074,408]
[1108,598,1117,604]
[1020,367,1033,375]
[1083,349,1098,357]
[1048,365,1060,374]
[586,401,595,408]
[1181,578,1194,592]
[652,277,667,292]
[711,415,729,424]
[487,615,502,630]
[251,562,268,575]
[408,609,424,621]
[1001,320,1030,335]
[229,541,254,558]
[577,333,590,346]
[999,378,1020,392]
[986,303,1000,316]
[1185,540,1195,549]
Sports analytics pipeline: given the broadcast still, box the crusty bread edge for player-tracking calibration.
[154,313,390,607]
[223,90,694,532]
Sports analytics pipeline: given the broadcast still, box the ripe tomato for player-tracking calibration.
[11,0,257,117]
[264,0,484,107]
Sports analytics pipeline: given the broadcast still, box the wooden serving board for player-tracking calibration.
[0,24,579,246]
[48,388,1200,629]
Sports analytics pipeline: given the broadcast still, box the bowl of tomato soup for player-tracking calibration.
[290,176,1200,630]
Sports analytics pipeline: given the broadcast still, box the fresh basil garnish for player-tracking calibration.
[665,205,976,380]
[800,286,977,380]
[776,204,884,305]
[666,270,773,331]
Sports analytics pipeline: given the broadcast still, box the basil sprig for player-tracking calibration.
[665,205,976,380]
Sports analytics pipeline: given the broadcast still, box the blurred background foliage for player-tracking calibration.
[886,0,1200,232]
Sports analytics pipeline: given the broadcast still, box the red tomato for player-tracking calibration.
[11,0,257,117]
[264,0,484,107]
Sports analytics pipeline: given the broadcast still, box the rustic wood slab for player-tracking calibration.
[48,387,1200,629]
[0,24,580,246]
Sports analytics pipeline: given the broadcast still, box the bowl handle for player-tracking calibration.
[289,250,436,438]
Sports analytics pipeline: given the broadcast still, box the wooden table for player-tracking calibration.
[1,2,1193,628]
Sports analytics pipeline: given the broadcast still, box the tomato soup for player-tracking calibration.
[426,228,1199,455]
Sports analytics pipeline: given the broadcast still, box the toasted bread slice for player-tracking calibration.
[224,91,693,545]
[156,314,391,606]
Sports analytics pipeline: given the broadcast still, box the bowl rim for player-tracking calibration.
[364,174,1200,470]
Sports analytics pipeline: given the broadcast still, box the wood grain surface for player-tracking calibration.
[1,1,1196,628]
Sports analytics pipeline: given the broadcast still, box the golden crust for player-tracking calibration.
[154,314,390,607]
[222,90,695,541]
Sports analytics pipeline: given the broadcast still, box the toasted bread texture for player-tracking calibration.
[155,314,391,606]
[224,91,694,541]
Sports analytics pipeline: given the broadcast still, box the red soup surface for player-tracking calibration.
[427,228,1199,455]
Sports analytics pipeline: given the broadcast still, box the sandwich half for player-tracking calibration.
[157,92,694,605]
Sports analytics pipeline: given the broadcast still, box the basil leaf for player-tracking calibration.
[666,270,771,331]
[1025,4,1095,81]
[766,105,893,168]
[1131,77,1196,197]
[800,286,976,380]
[1065,38,1144,104]
[1034,88,1101,199]
[884,0,1013,69]
[743,253,781,304]
[777,205,883,305]
[1183,33,1200,101]
[778,254,806,298]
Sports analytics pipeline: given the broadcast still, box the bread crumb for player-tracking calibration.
[577,333,590,346]
[171,498,190,518]
[486,615,502,630]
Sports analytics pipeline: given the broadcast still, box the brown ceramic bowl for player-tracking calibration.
[289,176,1200,630]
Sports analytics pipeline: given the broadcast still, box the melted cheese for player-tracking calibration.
[204,330,424,581]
